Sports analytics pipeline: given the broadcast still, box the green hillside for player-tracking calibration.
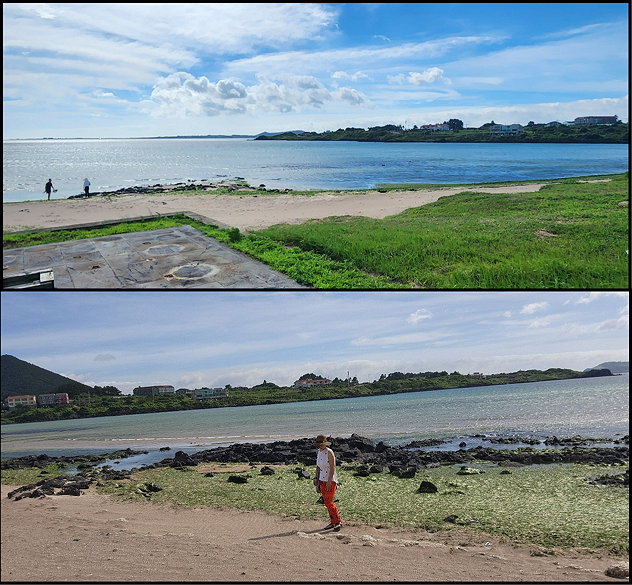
[585,361,629,374]
[1,355,91,402]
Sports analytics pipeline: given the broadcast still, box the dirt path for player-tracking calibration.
[1,485,626,582]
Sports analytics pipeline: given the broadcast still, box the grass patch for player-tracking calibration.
[1,463,70,485]
[2,214,400,288]
[82,461,630,554]
[256,173,629,288]
[4,174,628,289]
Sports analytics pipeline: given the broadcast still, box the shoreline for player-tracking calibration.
[3,181,549,234]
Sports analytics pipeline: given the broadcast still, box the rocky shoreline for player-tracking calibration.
[66,180,295,199]
[3,434,628,488]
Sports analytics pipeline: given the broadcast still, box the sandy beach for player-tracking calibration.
[1,483,627,582]
[3,184,547,234]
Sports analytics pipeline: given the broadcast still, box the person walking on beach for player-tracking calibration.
[45,178,55,200]
[313,434,342,531]
[83,178,91,196]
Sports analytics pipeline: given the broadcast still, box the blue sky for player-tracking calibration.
[3,3,628,139]
[1,291,628,394]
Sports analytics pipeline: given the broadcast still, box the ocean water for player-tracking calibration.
[3,138,628,203]
[1,374,628,469]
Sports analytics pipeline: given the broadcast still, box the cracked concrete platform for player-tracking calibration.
[3,225,305,289]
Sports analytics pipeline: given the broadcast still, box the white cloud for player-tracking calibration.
[520,302,549,315]
[576,292,630,304]
[332,71,370,82]
[597,314,629,331]
[528,318,551,328]
[407,67,445,85]
[407,309,433,324]
[143,72,371,118]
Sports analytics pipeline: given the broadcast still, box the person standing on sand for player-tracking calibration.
[313,434,342,531]
[83,178,91,196]
[45,179,55,200]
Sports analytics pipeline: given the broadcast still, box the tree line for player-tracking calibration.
[255,121,628,144]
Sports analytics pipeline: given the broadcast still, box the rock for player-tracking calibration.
[173,451,196,466]
[227,475,249,484]
[605,561,629,579]
[417,481,438,493]
[443,515,458,523]
[260,466,275,475]
[457,466,483,475]
[296,468,311,480]
[59,486,82,496]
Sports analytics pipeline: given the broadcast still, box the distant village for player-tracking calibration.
[4,376,334,410]
[423,116,620,136]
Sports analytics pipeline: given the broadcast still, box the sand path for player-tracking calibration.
[3,184,546,234]
[1,484,626,582]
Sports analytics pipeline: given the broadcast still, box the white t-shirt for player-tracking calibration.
[316,447,337,483]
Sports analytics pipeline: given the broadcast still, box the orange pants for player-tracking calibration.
[319,481,341,524]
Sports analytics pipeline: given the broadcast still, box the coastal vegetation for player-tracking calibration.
[255,121,629,144]
[0,367,613,424]
[2,459,628,555]
[3,173,628,289]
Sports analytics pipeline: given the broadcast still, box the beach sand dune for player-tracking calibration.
[3,185,546,234]
[1,484,624,582]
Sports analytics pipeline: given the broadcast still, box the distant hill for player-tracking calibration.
[584,361,629,374]
[1,355,91,402]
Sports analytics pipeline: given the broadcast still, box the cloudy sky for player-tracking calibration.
[3,3,628,139]
[1,291,628,395]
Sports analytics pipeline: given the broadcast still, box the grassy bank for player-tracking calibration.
[257,174,629,288]
[4,173,628,289]
[2,460,628,554]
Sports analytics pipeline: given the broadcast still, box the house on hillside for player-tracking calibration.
[419,123,450,132]
[574,116,618,125]
[5,395,37,409]
[38,393,70,407]
[489,124,524,136]
[193,387,229,400]
[132,385,175,396]
[293,378,331,389]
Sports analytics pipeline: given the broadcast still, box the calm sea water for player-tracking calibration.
[1,375,628,469]
[3,138,628,203]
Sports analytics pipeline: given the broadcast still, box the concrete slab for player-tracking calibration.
[3,225,305,289]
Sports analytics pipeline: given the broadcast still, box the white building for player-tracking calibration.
[293,378,331,389]
[489,124,524,136]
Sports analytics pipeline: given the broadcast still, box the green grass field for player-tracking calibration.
[3,461,627,554]
[4,173,628,289]
[257,174,629,288]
